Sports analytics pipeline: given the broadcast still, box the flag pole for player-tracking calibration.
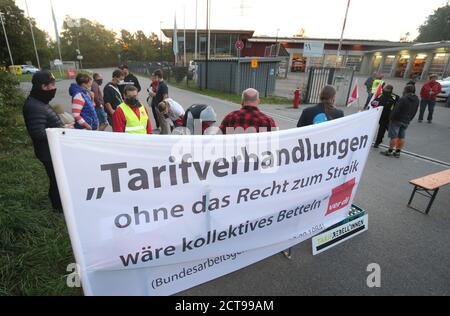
[25,0,41,69]
[50,0,63,76]
[336,0,351,67]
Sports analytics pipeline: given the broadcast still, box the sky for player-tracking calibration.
[16,0,449,42]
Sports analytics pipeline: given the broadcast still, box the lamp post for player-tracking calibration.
[67,18,82,69]
[0,11,15,74]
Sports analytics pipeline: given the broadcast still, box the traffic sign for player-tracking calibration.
[251,59,259,69]
[235,40,244,51]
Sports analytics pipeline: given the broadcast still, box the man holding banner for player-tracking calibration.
[372,85,399,148]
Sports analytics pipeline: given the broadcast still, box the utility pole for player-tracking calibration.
[0,11,15,74]
[25,0,41,69]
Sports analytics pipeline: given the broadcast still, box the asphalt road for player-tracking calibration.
[21,68,450,295]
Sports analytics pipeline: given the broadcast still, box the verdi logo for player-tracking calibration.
[326,178,356,216]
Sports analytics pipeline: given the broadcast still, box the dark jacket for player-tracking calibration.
[374,92,399,124]
[297,103,344,127]
[119,73,142,94]
[23,96,64,162]
[390,93,420,125]
[364,77,374,92]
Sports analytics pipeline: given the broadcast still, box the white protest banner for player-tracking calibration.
[47,108,381,296]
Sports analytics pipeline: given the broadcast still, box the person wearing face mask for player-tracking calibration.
[69,73,99,131]
[297,85,344,127]
[91,73,108,131]
[23,71,65,212]
[104,69,125,126]
[112,85,153,134]
[372,85,400,148]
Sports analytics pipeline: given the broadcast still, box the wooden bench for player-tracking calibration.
[408,169,450,214]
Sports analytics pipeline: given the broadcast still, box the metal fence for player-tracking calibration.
[195,57,284,96]
[305,67,354,106]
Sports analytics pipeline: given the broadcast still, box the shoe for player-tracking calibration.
[393,151,401,158]
[373,143,380,148]
[381,150,393,157]
[428,121,432,124]
[418,120,423,123]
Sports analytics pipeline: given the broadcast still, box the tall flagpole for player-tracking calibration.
[183,5,186,67]
[50,0,63,76]
[336,0,351,67]
[25,0,41,69]
[195,0,198,60]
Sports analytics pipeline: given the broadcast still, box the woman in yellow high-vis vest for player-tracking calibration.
[112,85,153,134]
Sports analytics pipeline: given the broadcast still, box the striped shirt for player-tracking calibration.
[71,93,92,129]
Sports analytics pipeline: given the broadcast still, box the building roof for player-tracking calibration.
[249,36,409,47]
[162,29,255,38]
[366,41,450,53]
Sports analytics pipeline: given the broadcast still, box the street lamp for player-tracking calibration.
[0,11,15,74]
[67,18,83,69]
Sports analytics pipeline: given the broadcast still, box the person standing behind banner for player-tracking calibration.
[91,73,108,131]
[372,85,399,148]
[119,65,142,94]
[69,73,99,131]
[297,85,344,127]
[147,74,159,105]
[418,74,442,123]
[364,73,376,107]
[381,85,419,158]
[220,88,277,134]
[104,69,125,126]
[112,85,153,134]
[23,71,65,212]
[151,69,169,130]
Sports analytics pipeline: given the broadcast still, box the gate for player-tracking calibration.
[305,67,354,106]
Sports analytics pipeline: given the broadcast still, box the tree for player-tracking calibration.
[0,0,53,67]
[61,17,120,68]
[416,4,450,42]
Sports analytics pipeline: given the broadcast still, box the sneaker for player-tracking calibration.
[381,150,393,157]
[393,151,401,158]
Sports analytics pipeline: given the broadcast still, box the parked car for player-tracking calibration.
[21,65,39,75]
[437,76,450,101]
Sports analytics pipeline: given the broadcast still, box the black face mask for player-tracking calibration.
[30,87,57,104]
[125,97,140,107]
[95,79,103,86]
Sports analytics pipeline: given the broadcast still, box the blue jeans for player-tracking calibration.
[419,99,436,122]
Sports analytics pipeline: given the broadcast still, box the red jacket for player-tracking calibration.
[420,81,442,101]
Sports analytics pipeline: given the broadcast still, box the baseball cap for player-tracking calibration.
[32,70,56,86]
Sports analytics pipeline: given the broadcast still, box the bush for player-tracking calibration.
[173,66,188,83]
